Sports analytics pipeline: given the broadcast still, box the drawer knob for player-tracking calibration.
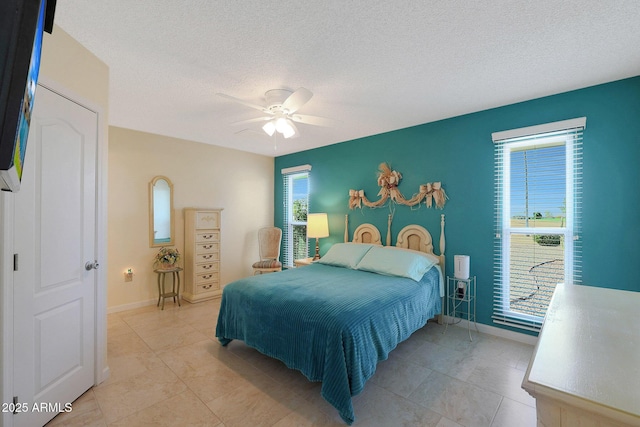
[203,274,212,279]
[203,254,212,259]
[203,285,212,289]
[203,245,212,249]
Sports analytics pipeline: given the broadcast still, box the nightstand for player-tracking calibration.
[444,275,478,340]
[294,257,314,267]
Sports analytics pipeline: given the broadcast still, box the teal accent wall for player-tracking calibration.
[275,76,640,333]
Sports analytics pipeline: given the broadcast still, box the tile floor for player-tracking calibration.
[47,297,537,427]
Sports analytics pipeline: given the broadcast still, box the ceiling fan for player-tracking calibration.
[216,88,336,139]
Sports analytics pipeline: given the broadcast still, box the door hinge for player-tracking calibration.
[12,396,18,414]
[13,253,18,271]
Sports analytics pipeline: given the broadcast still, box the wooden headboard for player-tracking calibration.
[396,222,446,273]
[344,214,446,272]
[352,223,382,245]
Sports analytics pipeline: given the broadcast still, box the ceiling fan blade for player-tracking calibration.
[282,87,313,113]
[230,116,271,126]
[290,114,339,127]
[216,93,268,112]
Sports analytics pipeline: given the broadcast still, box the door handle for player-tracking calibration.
[85,260,99,271]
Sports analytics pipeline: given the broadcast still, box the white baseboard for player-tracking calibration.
[443,315,538,346]
[98,366,110,385]
[107,298,157,314]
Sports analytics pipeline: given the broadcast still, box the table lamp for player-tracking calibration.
[307,213,329,260]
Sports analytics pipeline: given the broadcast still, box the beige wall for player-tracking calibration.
[108,127,274,310]
[41,26,109,111]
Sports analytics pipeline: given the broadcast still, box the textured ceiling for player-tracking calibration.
[54,0,640,157]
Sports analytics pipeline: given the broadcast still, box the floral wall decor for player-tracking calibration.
[348,163,448,210]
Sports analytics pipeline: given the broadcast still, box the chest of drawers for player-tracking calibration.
[183,208,222,302]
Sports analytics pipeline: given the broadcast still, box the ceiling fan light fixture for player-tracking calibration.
[262,121,276,136]
[263,117,296,139]
[281,119,296,139]
[275,117,290,133]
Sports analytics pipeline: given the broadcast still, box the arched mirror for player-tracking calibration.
[149,176,175,247]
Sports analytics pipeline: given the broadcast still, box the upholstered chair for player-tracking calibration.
[252,227,283,274]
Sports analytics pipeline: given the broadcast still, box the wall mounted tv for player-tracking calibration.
[0,0,56,192]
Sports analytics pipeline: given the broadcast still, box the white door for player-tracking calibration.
[12,85,97,427]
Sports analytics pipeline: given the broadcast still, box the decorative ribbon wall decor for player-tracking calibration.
[349,163,448,210]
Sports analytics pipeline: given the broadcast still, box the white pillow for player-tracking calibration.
[317,243,374,269]
[392,246,440,263]
[355,245,438,281]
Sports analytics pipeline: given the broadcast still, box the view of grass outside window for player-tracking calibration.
[494,120,583,332]
[507,144,567,319]
[292,198,308,261]
[508,229,565,319]
[282,169,309,267]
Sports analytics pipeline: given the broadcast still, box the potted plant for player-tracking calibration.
[154,247,181,269]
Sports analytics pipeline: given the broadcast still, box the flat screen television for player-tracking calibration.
[0,0,56,192]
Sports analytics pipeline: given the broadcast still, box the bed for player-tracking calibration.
[215,216,445,424]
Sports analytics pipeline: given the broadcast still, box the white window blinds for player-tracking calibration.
[493,118,584,332]
[282,165,311,268]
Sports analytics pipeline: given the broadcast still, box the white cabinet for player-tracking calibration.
[522,284,640,427]
[183,208,222,302]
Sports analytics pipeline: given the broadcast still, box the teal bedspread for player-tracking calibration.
[215,263,442,424]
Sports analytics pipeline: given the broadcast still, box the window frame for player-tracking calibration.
[492,118,584,332]
[498,136,574,327]
[281,165,311,268]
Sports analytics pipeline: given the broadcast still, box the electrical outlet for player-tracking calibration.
[124,269,134,282]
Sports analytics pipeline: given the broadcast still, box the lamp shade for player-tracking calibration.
[307,213,329,238]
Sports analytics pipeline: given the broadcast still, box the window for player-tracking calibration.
[282,165,311,268]
[493,118,584,332]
